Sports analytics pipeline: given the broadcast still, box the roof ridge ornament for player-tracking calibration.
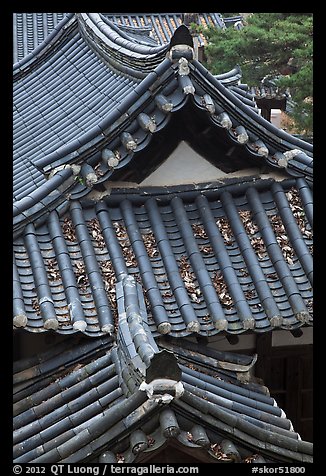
[168,25,194,62]
[178,57,190,76]
[140,349,184,403]
[182,13,200,60]
[169,44,194,62]
[274,149,303,168]
[139,379,184,403]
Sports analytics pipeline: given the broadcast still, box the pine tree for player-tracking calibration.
[202,13,313,136]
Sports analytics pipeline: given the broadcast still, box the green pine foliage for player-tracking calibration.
[202,13,313,135]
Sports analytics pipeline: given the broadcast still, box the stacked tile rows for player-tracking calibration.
[14,15,312,237]
[14,322,312,462]
[13,177,313,336]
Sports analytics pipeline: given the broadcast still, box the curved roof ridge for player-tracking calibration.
[213,64,243,86]
[13,27,312,232]
[14,55,313,228]
[193,59,313,156]
[78,13,167,60]
[98,13,159,47]
[214,64,242,81]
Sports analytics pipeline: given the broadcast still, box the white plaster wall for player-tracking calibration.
[139,140,285,187]
[271,109,282,128]
[140,141,228,186]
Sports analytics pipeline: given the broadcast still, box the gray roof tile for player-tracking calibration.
[13,324,312,463]
[12,15,314,464]
[13,177,313,336]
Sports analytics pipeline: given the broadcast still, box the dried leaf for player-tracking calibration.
[216,217,234,245]
[177,255,203,303]
[74,261,89,290]
[142,232,159,258]
[62,218,76,242]
[99,259,118,327]
[147,436,155,447]
[192,223,208,239]
[200,245,213,255]
[113,222,137,268]
[244,289,257,300]
[239,268,249,277]
[186,432,193,441]
[45,258,61,281]
[87,218,106,249]
[286,187,313,253]
[244,454,259,463]
[31,298,41,315]
[116,453,125,463]
[210,443,232,461]
[212,271,233,308]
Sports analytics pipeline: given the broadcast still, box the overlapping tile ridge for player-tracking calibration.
[13,28,313,236]
[12,13,224,65]
[13,14,147,233]
[77,14,168,76]
[13,329,313,463]
[13,176,313,336]
[98,15,159,47]
[102,13,225,46]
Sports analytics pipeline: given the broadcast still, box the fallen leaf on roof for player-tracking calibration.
[62,217,76,242]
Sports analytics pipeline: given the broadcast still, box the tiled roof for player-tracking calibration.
[13,14,141,206]
[12,13,314,464]
[12,16,313,338]
[102,13,225,46]
[13,16,313,237]
[13,176,313,336]
[13,13,68,63]
[13,13,224,65]
[13,301,313,463]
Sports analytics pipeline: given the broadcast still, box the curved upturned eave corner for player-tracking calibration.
[99,14,159,47]
[192,59,313,155]
[214,64,243,86]
[77,13,168,78]
[80,12,167,55]
[13,22,313,239]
